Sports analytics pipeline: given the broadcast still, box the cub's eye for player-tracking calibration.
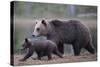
[37,28,40,31]
[22,44,25,47]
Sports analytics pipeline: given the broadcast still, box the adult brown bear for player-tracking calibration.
[32,19,95,56]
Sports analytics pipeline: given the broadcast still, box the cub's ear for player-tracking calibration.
[41,19,47,26]
[25,38,28,42]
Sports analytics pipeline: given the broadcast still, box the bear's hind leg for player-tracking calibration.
[72,42,81,56]
[84,41,95,54]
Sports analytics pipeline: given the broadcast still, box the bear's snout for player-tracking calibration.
[32,34,35,37]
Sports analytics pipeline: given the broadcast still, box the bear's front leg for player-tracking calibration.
[19,49,34,61]
[57,42,64,54]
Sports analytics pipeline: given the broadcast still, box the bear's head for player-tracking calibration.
[21,38,32,50]
[32,20,49,37]
[32,19,63,37]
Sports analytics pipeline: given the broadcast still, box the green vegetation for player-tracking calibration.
[14,1,97,18]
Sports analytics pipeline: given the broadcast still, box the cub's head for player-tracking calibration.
[21,38,31,50]
[32,20,48,37]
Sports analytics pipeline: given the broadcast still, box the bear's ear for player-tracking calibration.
[41,19,47,26]
[36,22,37,24]
[51,20,62,27]
[25,38,28,42]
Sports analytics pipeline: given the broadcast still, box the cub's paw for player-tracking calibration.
[19,59,26,62]
[31,57,37,60]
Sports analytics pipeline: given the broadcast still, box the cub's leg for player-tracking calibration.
[19,49,33,61]
[47,52,52,60]
[37,52,42,60]
[48,53,52,60]
[53,47,63,58]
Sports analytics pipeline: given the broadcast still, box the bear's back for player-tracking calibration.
[49,19,90,44]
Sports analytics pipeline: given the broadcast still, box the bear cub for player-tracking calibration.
[19,38,63,61]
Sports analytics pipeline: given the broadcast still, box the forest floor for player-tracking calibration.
[13,53,97,66]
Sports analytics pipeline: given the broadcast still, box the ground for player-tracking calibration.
[13,53,97,66]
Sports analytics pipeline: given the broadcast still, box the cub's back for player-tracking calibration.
[32,40,57,50]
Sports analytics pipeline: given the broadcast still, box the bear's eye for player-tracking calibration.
[36,22,37,24]
[37,28,40,31]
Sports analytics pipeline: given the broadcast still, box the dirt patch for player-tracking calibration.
[13,53,97,66]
